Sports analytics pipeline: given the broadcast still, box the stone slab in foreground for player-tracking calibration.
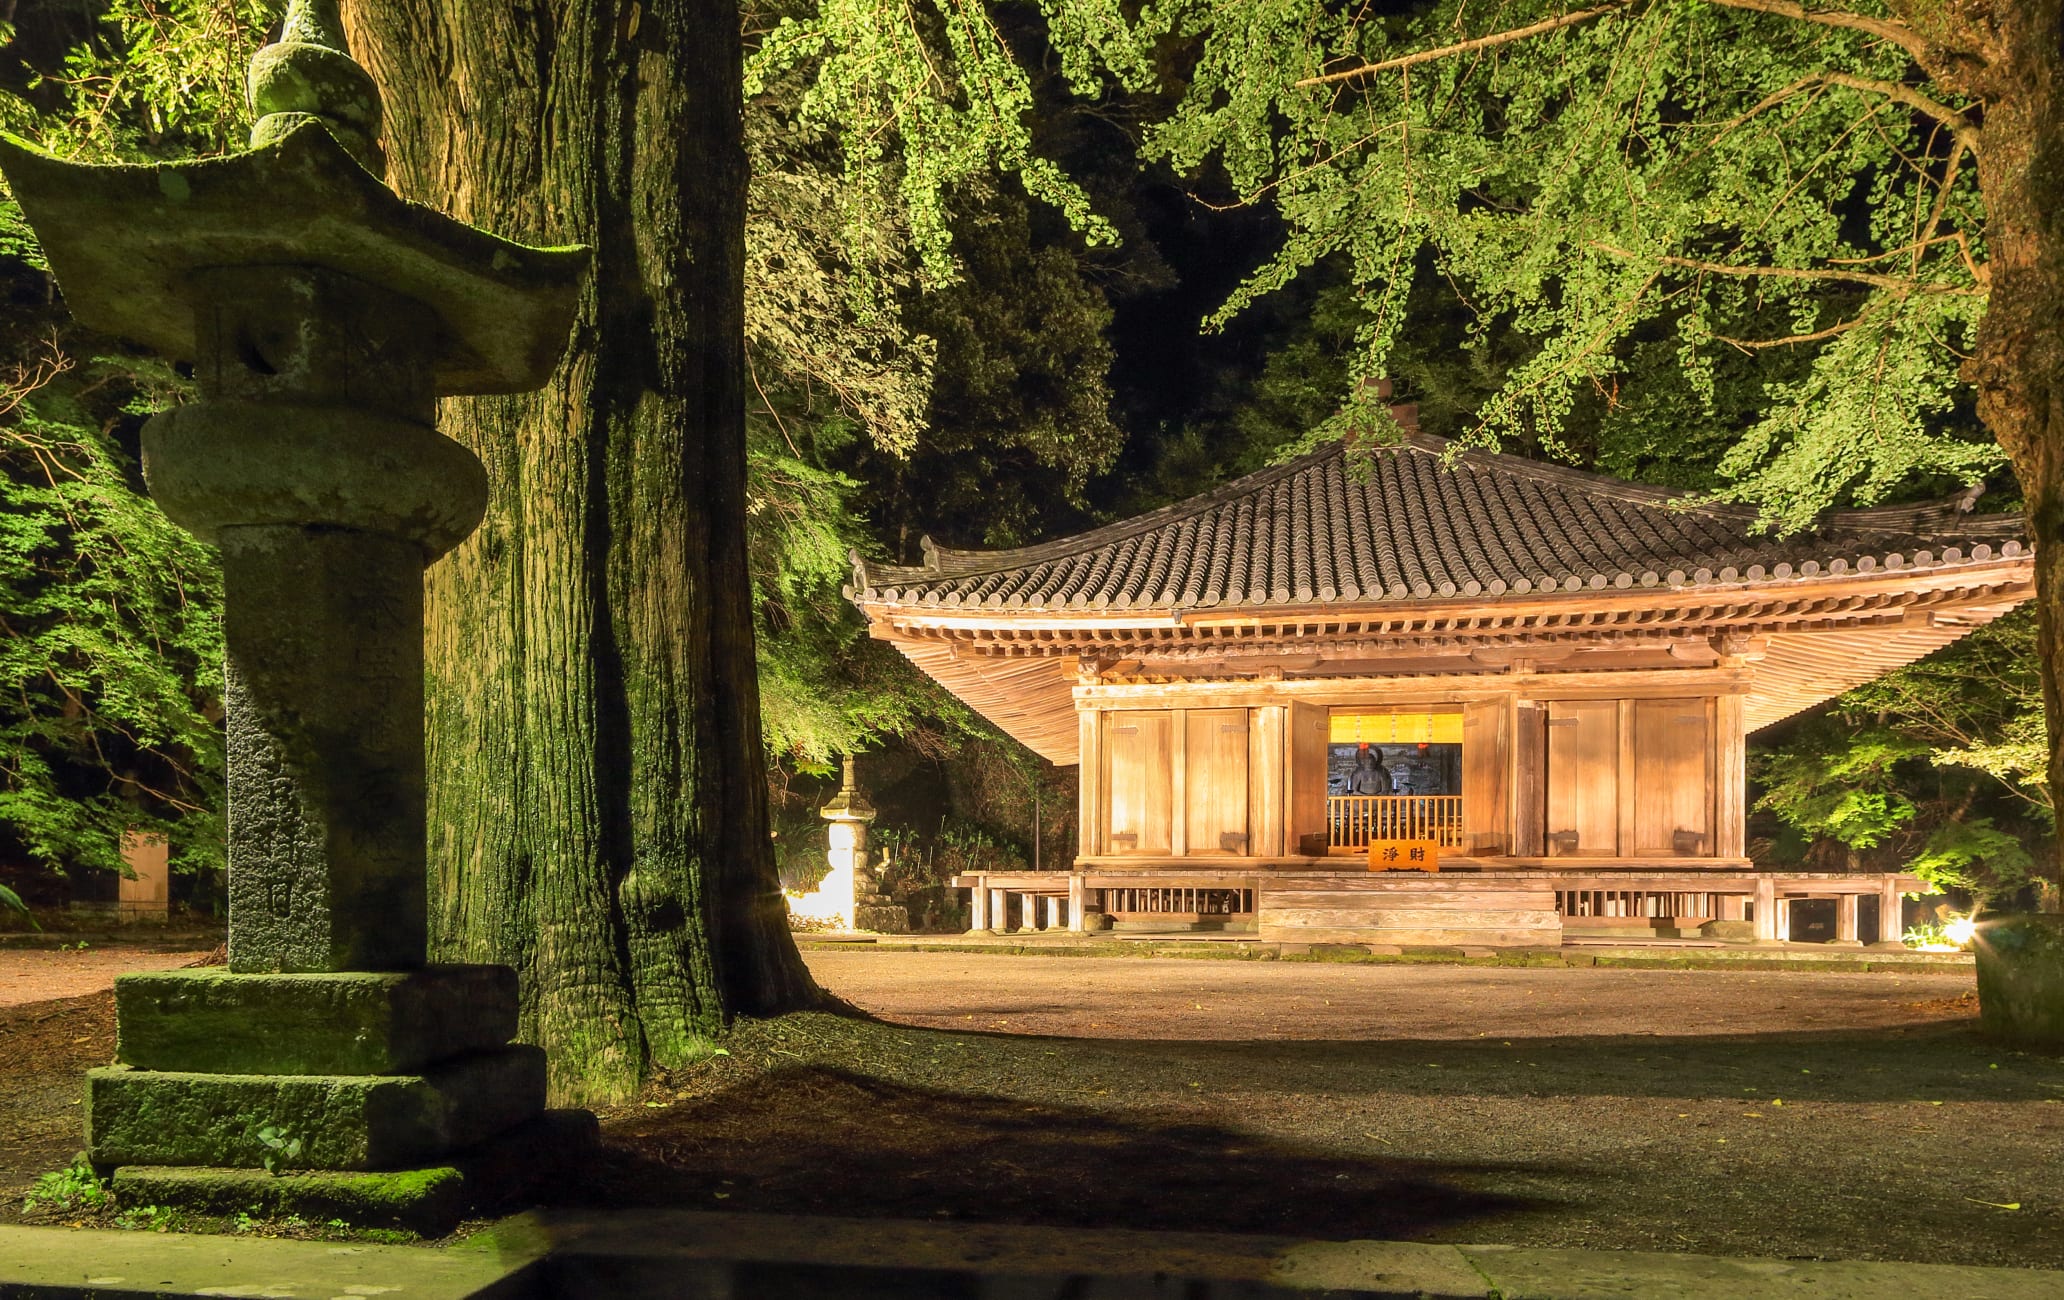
[114,965,519,1075]
[109,1110,598,1237]
[5,1209,2064,1298]
[86,1046,545,1170]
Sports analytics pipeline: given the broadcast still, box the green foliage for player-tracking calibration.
[255,1124,302,1176]
[1905,817,2035,903]
[1144,0,1996,524]
[0,360,224,876]
[746,0,1151,286]
[1758,723,1925,851]
[0,2,255,883]
[743,1,1129,767]
[1842,607,2050,814]
[23,1156,108,1213]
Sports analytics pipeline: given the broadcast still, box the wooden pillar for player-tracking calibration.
[1879,879,1906,945]
[1068,873,1086,931]
[969,876,989,931]
[1775,897,1792,943]
[1753,876,1778,942]
[1834,893,1861,946]
[989,888,1007,932]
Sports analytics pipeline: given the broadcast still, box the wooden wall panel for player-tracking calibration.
[1248,706,1286,857]
[1715,694,1747,857]
[1513,702,1546,857]
[1185,708,1250,856]
[1287,701,1330,854]
[1546,700,1618,856]
[1632,697,1713,856]
[1104,710,1173,856]
[1461,697,1511,855]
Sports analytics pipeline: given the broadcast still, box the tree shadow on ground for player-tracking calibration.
[566,1064,1563,1241]
[1060,1023,2064,1104]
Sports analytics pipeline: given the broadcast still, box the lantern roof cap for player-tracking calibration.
[0,121,588,395]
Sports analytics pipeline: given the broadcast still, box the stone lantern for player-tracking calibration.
[0,0,588,1228]
[818,756,908,934]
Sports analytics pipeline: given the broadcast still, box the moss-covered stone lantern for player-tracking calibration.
[0,0,590,1229]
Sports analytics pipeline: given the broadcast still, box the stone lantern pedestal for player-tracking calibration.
[0,0,591,1232]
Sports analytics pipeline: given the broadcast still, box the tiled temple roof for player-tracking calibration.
[849,435,2026,613]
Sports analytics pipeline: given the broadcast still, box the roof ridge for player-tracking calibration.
[862,433,1744,587]
[868,439,1342,585]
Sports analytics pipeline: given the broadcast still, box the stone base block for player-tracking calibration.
[854,903,912,934]
[1698,920,1757,943]
[88,1045,546,1171]
[109,1108,597,1236]
[1976,913,2064,1046]
[114,964,518,1075]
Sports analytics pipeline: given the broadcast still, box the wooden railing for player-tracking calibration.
[1328,795,1464,849]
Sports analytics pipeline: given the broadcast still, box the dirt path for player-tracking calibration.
[0,943,215,1008]
[799,949,1980,1040]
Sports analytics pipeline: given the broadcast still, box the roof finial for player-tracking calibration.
[248,0,385,178]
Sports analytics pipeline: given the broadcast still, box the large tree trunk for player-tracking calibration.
[1898,2,2064,908]
[348,0,817,1103]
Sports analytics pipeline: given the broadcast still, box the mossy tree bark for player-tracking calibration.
[348,0,818,1103]
[1896,1,2064,906]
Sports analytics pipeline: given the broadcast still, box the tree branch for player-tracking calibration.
[1295,3,1636,88]
[1712,312,1872,351]
[1659,254,1982,294]
[1588,241,1985,294]
[1703,0,1929,61]
[1819,71,1979,149]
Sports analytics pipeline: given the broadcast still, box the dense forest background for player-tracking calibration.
[0,0,2048,929]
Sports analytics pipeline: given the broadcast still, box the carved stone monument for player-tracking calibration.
[0,0,590,1230]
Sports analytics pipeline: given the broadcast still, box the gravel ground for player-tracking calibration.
[587,947,2064,1270]
[5,941,2060,1269]
[798,948,1979,1040]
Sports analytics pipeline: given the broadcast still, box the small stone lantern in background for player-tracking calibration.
[816,755,909,934]
[0,0,589,1229]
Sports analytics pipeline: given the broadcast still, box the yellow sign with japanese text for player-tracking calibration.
[1367,839,1440,872]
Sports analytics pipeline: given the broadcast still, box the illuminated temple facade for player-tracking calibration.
[846,429,2034,947]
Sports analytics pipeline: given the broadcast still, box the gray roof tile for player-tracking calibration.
[850,435,2026,613]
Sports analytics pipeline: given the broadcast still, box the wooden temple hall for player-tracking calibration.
[846,425,2035,947]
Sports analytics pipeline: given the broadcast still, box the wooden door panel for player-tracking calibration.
[1105,710,1173,855]
[1546,700,1617,856]
[1633,697,1713,856]
[1185,708,1249,856]
[1461,698,1510,855]
[1287,701,1330,854]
